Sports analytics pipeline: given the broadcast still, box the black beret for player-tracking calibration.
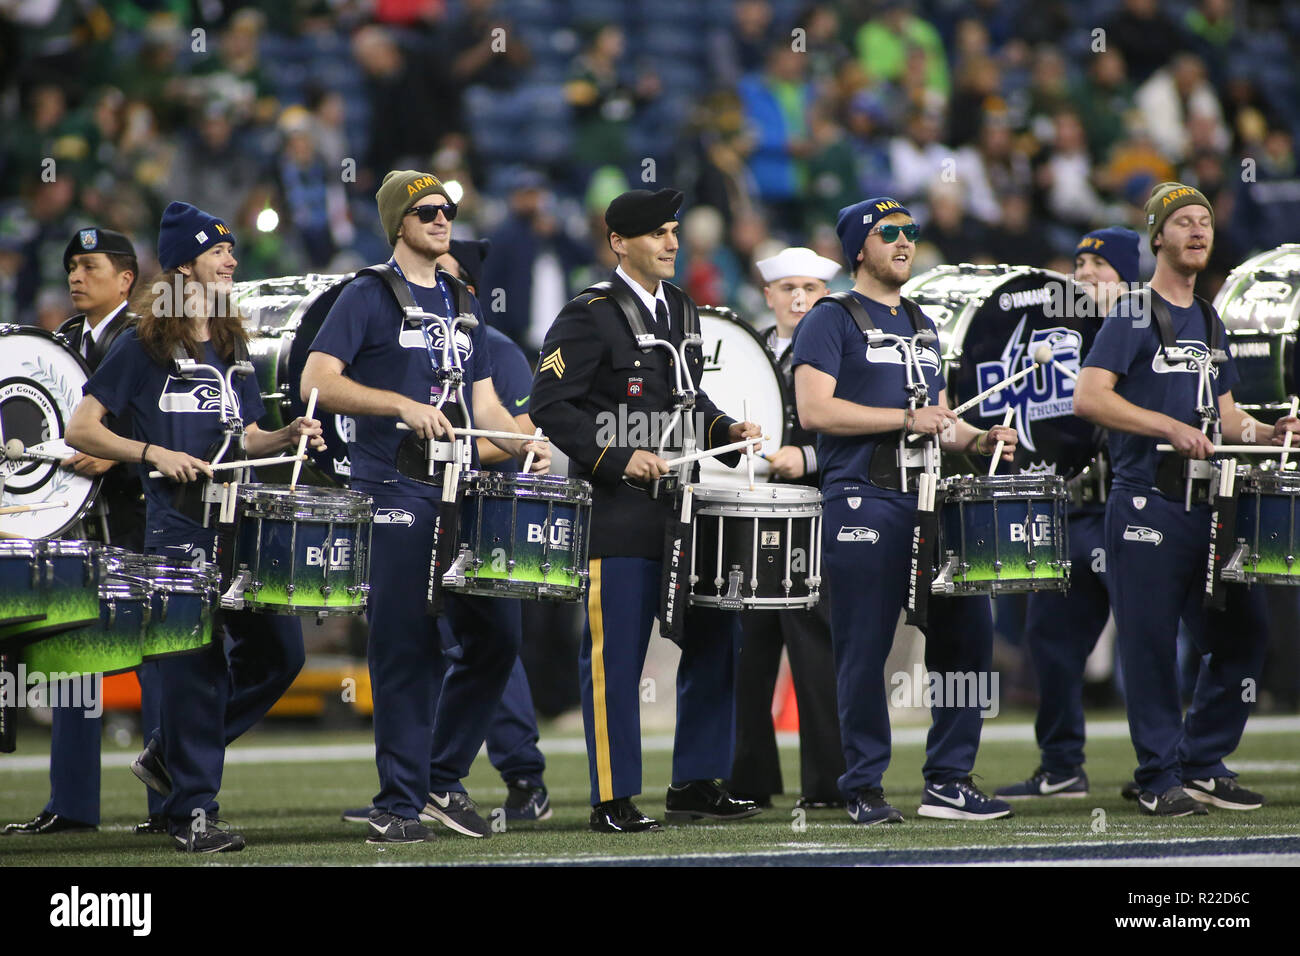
[63,227,137,272]
[448,237,492,290]
[605,188,684,239]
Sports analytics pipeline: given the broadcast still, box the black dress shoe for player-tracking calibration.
[590,798,662,833]
[729,792,774,809]
[4,811,97,835]
[795,796,846,811]
[133,813,168,835]
[665,780,763,823]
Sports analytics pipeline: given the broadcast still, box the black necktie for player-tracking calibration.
[655,299,670,337]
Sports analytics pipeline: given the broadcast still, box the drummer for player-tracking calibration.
[996,227,1140,803]
[1074,182,1296,816]
[301,170,549,844]
[792,197,1018,824]
[728,246,846,811]
[66,201,322,852]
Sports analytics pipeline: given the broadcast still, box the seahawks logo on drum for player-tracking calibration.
[157,375,229,414]
[974,317,1081,453]
[374,509,414,526]
[1123,525,1163,545]
[836,526,880,543]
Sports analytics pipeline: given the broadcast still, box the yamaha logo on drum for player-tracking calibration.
[998,288,1052,311]
[527,517,573,548]
[974,316,1081,453]
[306,538,352,569]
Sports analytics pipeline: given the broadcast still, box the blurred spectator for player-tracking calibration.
[276,107,354,269]
[677,91,756,228]
[117,14,190,132]
[855,0,950,101]
[230,184,306,282]
[957,112,1032,225]
[165,100,261,223]
[947,54,1003,149]
[1,174,87,326]
[1236,127,1300,253]
[1184,0,1238,86]
[985,192,1046,267]
[1038,110,1105,233]
[710,0,777,89]
[565,25,661,181]
[844,90,896,198]
[1135,53,1229,164]
[797,4,854,85]
[1076,49,1134,161]
[3,82,86,200]
[680,205,743,307]
[803,107,859,237]
[1099,113,1178,207]
[448,0,531,90]
[889,107,952,205]
[1025,46,1071,143]
[1103,0,1187,86]
[924,181,987,265]
[305,86,350,173]
[738,41,815,226]
[190,8,277,127]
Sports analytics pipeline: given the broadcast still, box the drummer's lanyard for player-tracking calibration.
[389,258,461,410]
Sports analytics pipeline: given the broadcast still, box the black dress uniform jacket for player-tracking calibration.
[531,271,742,559]
[58,309,146,550]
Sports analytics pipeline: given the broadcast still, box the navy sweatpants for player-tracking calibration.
[148,533,305,832]
[579,556,741,806]
[1104,489,1269,794]
[367,491,519,819]
[823,489,994,796]
[1021,509,1111,774]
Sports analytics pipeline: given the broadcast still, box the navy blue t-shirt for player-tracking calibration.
[309,269,492,497]
[1082,291,1238,493]
[485,326,532,476]
[84,327,266,545]
[791,291,945,497]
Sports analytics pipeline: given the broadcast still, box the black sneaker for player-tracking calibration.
[665,780,763,823]
[1136,786,1209,817]
[502,781,552,822]
[173,821,246,853]
[590,798,661,833]
[366,809,434,844]
[133,813,168,835]
[995,767,1089,799]
[3,811,96,835]
[917,777,1014,821]
[1120,780,1141,801]
[422,791,490,838]
[1184,777,1265,811]
[341,805,374,823]
[131,738,172,797]
[845,788,903,825]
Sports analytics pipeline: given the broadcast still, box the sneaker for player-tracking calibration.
[917,777,1014,821]
[366,809,434,844]
[173,820,246,853]
[995,767,1089,799]
[3,811,96,835]
[341,805,374,823]
[1183,777,1265,811]
[845,788,903,825]
[131,738,172,797]
[133,813,168,835]
[664,780,763,822]
[1136,786,1209,817]
[502,781,552,822]
[422,791,491,838]
[1120,780,1141,801]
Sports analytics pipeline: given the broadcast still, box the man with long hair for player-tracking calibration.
[67,202,324,852]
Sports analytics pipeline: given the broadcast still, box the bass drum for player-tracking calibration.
[234,274,356,486]
[1214,243,1300,419]
[902,264,1100,479]
[0,326,100,538]
[696,306,789,488]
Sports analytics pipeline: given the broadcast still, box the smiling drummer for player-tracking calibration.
[792,196,1017,825]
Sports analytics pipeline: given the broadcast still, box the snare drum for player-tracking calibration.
[1222,468,1300,585]
[934,474,1069,593]
[230,484,373,615]
[686,484,823,610]
[447,472,592,601]
[112,553,220,659]
[0,540,102,642]
[21,575,148,677]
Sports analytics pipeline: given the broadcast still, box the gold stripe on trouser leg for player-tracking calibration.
[587,558,614,802]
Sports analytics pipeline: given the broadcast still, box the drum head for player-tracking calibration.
[0,327,100,538]
[696,306,788,487]
[1213,244,1300,411]
[904,265,1100,479]
[235,274,356,486]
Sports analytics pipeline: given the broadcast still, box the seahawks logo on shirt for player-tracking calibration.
[865,342,942,373]
[157,375,233,415]
[1152,340,1220,377]
[397,325,474,365]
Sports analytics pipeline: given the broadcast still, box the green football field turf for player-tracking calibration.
[2,712,1297,866]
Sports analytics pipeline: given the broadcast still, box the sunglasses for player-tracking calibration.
[870,223,920,243]
[407,202,458,223]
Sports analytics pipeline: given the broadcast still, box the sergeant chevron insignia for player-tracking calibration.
[540,348,565,378]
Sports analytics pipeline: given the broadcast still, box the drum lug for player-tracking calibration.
[1218,540,1250,583]
[105,598,116,628]
[442,546,472,589]
[1024,558,1037,572]
[220,568,252,611]
[319,584,332,599]
[931,553,957,594]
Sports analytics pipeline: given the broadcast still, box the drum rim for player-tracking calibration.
[943,473,1068,493]
[468,470,594,502]
[237,482,374,518]
[690,483,822,503]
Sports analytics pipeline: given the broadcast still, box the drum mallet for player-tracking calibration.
[521,427,543,473]
[0,500,67,516]
[290,387,319,490]
[987,407,1015,476]
[907,348,1050,443]
[1282,396,1299,469]
[4,439,65,465]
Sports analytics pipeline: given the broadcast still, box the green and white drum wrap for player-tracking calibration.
[22,575,148,678]
[0,540,101,642]
[111,553,220,659]
[1222,467,1300,584]
[231,484,373,615]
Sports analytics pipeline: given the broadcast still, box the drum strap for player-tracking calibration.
[816,291,928,337]
[658,487,698,645]
[357,262,475,327]
[584,279,700,351]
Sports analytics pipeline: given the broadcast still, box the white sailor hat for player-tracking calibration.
[755,246,840,283]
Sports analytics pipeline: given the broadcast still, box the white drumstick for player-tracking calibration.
[1154,444,1300,455]
[396,422,549,444]
[907,350,1048,443]
[987,408,1015,477]
[148,454,305,479]
[522,426,542,474]
[1282,396,1298,469]
[743,400,754,490]
[290,387,318,491]
[663,435,770,469]
[0,500,67,516]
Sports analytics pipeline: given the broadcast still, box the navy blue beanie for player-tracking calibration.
[836,197,912,270]
[1075,227,1140,284]
[157,201,235,270]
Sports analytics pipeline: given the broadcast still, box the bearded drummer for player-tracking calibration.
[301,169,548,844]
[66,202,321,852]
[792,197,1017,825]
[1074,182,1297,817]
[530,188,762,833]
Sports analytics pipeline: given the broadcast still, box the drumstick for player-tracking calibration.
[987,408,1015,477]
[1154,445,1297,455]
[290,388,319,491]
[396,422,549,444]
[743,400,754,490]
[663,435,770,469]
[1281,396,1298,469]
[148,454,305,479]
[0,500,67,516]
[521,426,542,474]
[907,347,1051,443]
